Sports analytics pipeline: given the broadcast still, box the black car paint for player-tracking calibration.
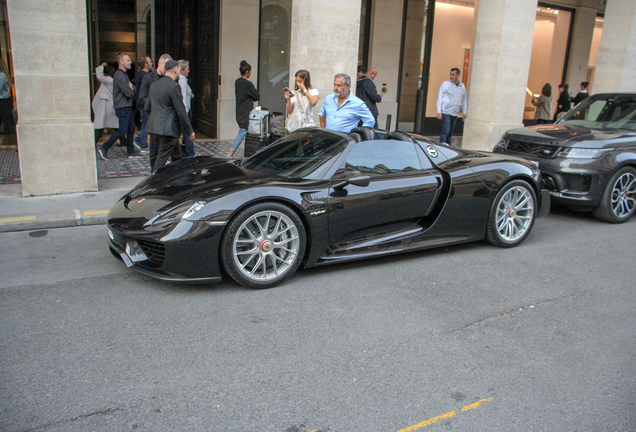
[107,129,545,283]
[495,122,636,208]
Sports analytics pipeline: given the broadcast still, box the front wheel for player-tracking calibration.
[220,202,306,289]
[486,180,537,248]
[592,166,636,223]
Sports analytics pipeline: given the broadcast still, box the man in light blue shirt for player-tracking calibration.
[319,73,375,133]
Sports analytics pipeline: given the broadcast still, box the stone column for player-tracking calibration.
[368,0,404,130]
[593,0,636,93]
[7,0,97,196]
[462,0,536,151]
[289,0,362,124]
[564,7,596,94]
[218,0,260,140]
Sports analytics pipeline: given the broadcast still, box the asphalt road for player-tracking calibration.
[1,207,635,431]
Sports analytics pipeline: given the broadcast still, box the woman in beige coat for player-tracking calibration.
[532,83,552,125]
[92,63,120,144]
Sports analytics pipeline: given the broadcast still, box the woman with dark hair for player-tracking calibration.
[0,57,16,135]
[228,60,260,157]
[532,83,552,125]
[92,62,121,144]
[283,69,319,133]
[554,83,571,121]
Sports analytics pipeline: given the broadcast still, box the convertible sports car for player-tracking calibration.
[107,128,549,288]
[494,93,636,223]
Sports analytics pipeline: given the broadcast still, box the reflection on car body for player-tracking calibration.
[494,93,636,223]
[107,128,549,289]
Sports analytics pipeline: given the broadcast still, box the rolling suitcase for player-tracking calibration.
[244,135,269,157]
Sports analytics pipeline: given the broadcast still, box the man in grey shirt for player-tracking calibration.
[98,53,141,159]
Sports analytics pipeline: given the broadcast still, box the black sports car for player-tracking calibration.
[494,93,636,223]
[107,128,549,288]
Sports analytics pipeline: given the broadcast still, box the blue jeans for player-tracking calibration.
[231,128,248,152]
[102,107,135,155]
[134,109,149,149]
[439,114,459,145]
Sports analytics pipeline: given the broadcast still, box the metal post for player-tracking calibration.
[386,114,392,131]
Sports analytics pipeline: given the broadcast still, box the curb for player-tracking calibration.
[0,210,109,233]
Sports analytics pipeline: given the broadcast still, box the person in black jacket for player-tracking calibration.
[137,54,173,116]
[145,60,195,173]
[98,53,141,160]
[355,65,382,127]
[571,81,589,106]
[554,83,571,121]
[133,55,153,151]
[228,60,260,157]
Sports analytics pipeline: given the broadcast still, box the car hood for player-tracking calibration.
[505,124,636,149]
[122,157,273,215]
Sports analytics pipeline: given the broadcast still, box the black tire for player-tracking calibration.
[486,180,537,248]
[592,166,636,224]
[220,202,306,289]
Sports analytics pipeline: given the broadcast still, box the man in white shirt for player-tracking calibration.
[436,67,467,145]
[179,59,195,156]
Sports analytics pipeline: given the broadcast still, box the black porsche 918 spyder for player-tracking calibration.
[106,128,549,288]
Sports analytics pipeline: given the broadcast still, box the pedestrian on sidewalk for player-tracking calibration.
[436,67,467,145]
[532,83,552,125]
[284,69,319,133]
[138,53,173,163]
[178,59,195,157]
[0,57,16,136]
[228,60,259,157]
[355,65,381,128]
[145,60,194,173]
[133,55,152,151]
[319,73,374,134]
[97,53,142,160]
[92,63,121,144]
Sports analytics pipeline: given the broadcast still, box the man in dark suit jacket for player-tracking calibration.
[145,60,195,173]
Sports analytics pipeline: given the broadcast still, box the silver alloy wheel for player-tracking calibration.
[495,185,535,242]
[610,172,636,218]
[232,210,300,282]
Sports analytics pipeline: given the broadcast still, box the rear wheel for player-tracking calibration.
[220,202,306,289]
[486,180,537,248]
[593,166,636,223]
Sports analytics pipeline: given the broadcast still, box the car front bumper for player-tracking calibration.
[107,221,224,284]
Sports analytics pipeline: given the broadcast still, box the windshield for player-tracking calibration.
[559,94,636,131]
[241,130,350,179]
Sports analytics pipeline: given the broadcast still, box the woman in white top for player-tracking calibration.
[284,70,319,133]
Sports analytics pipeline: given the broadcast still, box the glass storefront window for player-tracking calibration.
[258,1,292,115]
[524,6,572,120]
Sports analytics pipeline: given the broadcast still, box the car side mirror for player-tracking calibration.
[333,171,371,189]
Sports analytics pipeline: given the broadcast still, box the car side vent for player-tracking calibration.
[137,239,166,268]
[562,174,591,192]
[506,140,560,158]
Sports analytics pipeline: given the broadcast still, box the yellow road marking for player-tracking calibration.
[397,397,493,432]
[461,397,493,412]
[0,215,36,223]
[83,210,109,216]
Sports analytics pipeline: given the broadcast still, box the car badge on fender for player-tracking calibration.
[426,145,438,158]
[310,209,326,216]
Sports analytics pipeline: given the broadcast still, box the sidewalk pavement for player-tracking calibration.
[0,134,460,233]
[0,177,143,233]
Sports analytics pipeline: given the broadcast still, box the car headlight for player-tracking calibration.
[152,201,207,226]
[182,201,206,220]
[557,148,613,159]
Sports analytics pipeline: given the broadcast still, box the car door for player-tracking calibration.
[327,139,443,246]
